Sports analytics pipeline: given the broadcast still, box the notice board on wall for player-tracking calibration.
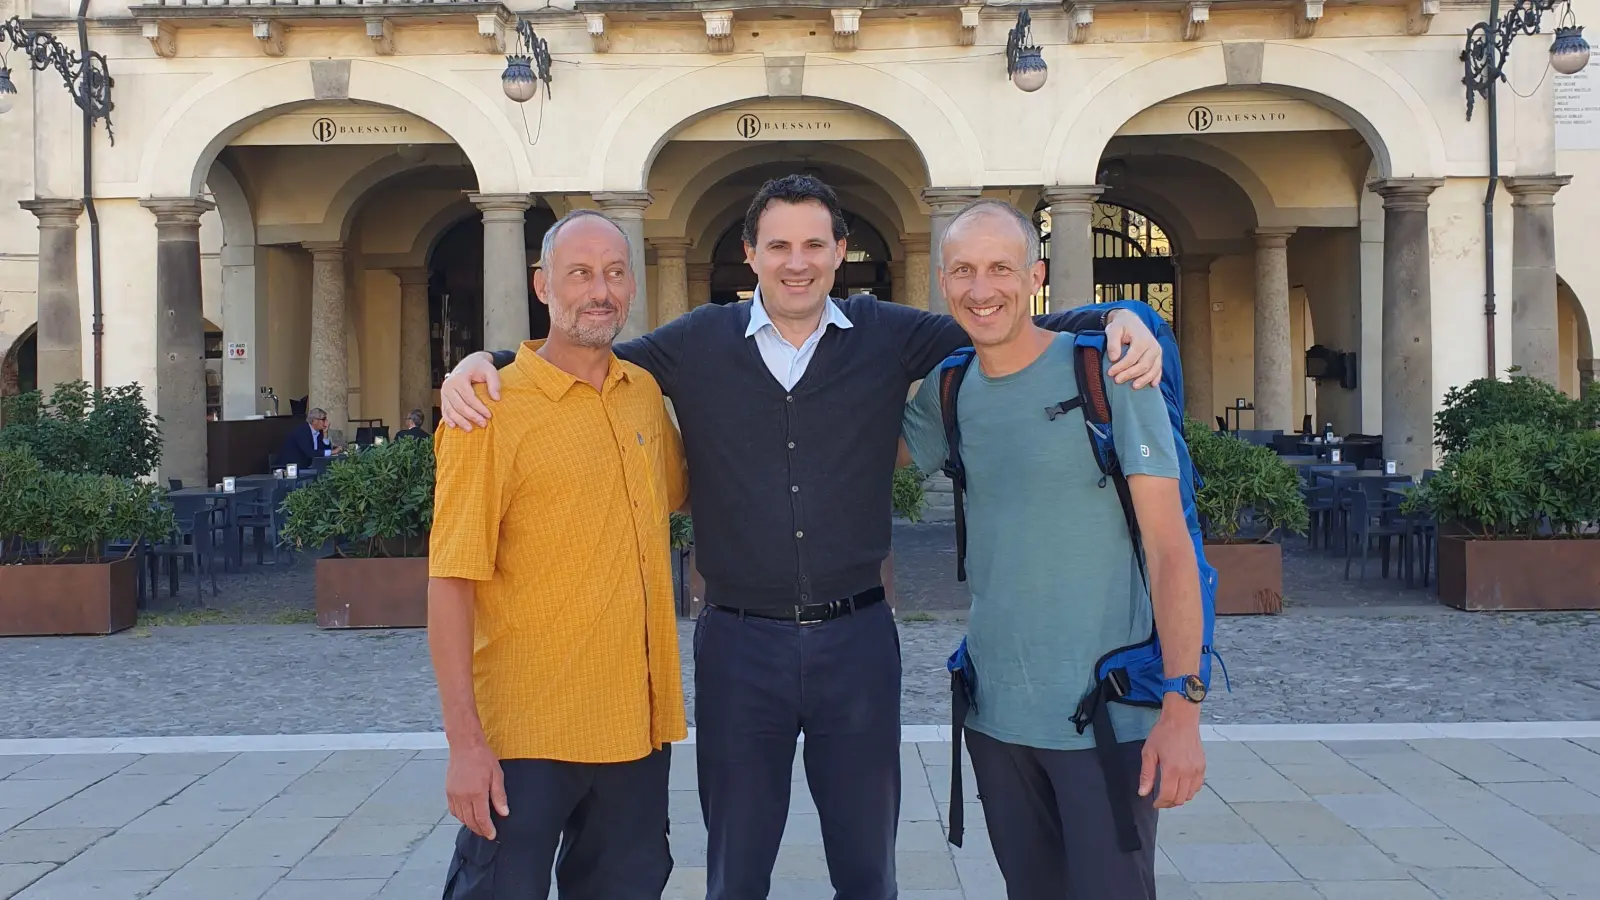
[1556,68,1600,150]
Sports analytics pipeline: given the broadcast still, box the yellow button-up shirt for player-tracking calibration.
[429,342,689,763]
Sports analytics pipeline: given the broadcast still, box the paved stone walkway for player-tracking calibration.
[2,609,1598,740]
[2,735,1599,899]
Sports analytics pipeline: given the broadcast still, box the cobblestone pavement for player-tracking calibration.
[2,609,1598,740]
[2,737,1599,899]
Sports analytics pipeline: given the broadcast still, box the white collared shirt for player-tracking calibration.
[744,287,855,391]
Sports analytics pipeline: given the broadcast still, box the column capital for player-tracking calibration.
[1367,177,1444,210]
[392,267,430,287]
[140,197,215,227]
[469,192,532,209]
[19,198,83,227]
[1178,253,1216,274]
[1250,227,1296,249]
[649,237,692,258]
[920,187,983,214]
[899,233,932,253]
[302,241,346,261]
[592,191,654,216]
[1504,174,1573,205]
[1042,185,1105,206]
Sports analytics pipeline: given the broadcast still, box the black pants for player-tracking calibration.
[966,728,1158,900]
[441,748,672,900]
[694,601,902,900]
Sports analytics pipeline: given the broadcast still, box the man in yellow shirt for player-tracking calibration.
[428,209,689,899]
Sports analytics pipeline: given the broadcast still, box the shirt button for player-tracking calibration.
[800,594,810,602]
[795,530,804,539]
[785,395,793,403]
[791,485,799,493]
[788,442,796,449]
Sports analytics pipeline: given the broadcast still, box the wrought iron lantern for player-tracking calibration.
[1006,10,1047,93]
[0,16,114,140]
[502,18,553,103]
[1463,0,1588,119]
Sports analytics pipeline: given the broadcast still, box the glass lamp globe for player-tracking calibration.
[502,56,537,103]
[1551,26,1591,76]
[0,69,17,116]
[1011,51,1048,93]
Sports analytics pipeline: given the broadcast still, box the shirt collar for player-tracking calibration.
[514,339,631,401]
[745,286,855,339]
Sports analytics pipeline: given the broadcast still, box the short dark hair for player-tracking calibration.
[406,409,424,427]
[741,174,850,248]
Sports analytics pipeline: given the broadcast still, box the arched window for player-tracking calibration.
[1035,202,1176,327]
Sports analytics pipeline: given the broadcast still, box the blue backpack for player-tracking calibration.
[937,302,1227,852]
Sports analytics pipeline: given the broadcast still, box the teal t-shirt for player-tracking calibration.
[902,332,1180,751]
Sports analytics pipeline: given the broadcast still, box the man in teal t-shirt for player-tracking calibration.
[899,199,1207,900]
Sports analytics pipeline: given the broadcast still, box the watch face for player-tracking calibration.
[1182,675,1207,703]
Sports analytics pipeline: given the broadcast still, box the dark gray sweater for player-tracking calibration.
[490,297,1119,608]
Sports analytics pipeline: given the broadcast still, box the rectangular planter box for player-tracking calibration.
[679,547,898,618]
[1204,541,1283,615]
[0,558,139,636]
[316,556,429,628]
[1437,536,1600,611]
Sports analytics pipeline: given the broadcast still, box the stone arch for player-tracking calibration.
[1048,42,1446,185]
[0,323,38,404]
[141,60,529,198]
[1104,138,1283,228]
[659,143,924,241]
[325,155,474,245]
[413,200,482,269]
[1558,277,1594,359]
[593,62,981,190]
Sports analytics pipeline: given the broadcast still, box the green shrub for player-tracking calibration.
[892,465,927,523]
[278,438,435,558]
[1183,419,1308,543]
[670,512,693,551]
[1433,370,1599,456]
[0,381,162,479]
[1403,423,1600,539]
[0,447,174,564]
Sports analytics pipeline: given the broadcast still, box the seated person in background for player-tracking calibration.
[395,409,430,441]
[277,408,339,469]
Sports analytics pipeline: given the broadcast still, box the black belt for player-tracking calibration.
[712,586,885,624]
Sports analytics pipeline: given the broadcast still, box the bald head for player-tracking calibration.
[941,199,1041,270]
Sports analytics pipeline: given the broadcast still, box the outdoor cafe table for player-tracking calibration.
[166,485,260,572]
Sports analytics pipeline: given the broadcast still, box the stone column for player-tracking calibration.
[1579,358,1597,401]
[901,234,932,311]
[1178,254,1215,423]
[1043,186,1105,311]
[469,193,532,354]
[1251,228,1296,432]
[922,188,983,315]
[19,199,84,395]
[141,197,215,487]
[394,267,432,422]
[688,264,713,309]
[1504,176,1571,386]
[593,192,653,341]
[651,238,691,326]
[304,242,349,442]
[1369,178,1444,476]
[889,259,906,306]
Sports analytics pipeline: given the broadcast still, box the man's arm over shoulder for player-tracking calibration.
[901,372,951,477]
[614,307,698,397]
[657,398,689,513]
[873,299,969,382]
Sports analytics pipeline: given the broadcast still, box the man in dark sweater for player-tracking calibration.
[437,176,1165,900]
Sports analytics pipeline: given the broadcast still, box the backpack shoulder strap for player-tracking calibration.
[936,349,975,582]
[1070,337,1147,585]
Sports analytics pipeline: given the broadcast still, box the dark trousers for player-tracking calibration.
[694,600,902,900]
[966,728,1158,900]
[441,748,672,900]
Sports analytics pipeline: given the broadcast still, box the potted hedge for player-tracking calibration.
[1184,420,1308,614]
[672,466,925,619]
[1403,422,1600,610]
[278,437,434,628]
[0,448,175,635]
